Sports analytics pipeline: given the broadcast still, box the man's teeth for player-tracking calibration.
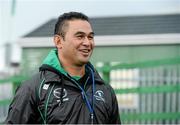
[81,50,89,53]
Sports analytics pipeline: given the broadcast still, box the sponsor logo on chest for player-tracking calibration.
[52,87,105,104]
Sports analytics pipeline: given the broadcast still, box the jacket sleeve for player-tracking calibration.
[4,79,39,124]
[109,86,121,124]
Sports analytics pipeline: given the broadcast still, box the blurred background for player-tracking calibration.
[0,0,180,124]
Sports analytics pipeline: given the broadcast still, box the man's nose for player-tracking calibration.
[82,37,91,46]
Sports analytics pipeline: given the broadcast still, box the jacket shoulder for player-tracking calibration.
[16,72,43,99]
[21,72,43,87]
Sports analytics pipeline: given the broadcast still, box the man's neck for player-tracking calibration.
[58,52,85,77]
[62,63,85,77]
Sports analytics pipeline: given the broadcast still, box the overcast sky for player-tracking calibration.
[0,0,180,70]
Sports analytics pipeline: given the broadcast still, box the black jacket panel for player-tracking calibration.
[5,68,121,124]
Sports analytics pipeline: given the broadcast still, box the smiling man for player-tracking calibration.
[5,12,121,124]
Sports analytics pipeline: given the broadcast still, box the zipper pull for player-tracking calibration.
[90,113,94,124]
[81,91,85,100]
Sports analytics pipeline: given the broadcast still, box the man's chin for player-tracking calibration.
[77,58,90,66]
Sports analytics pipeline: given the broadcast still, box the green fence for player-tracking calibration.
[97,57,180,124]
[0,57,180,123]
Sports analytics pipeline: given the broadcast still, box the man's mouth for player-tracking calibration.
[79,49,90,53]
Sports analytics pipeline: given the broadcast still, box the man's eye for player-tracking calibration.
[77,35,83,39]
[88,36,94,40]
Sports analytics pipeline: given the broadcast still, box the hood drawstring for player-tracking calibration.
[60,76,64,105]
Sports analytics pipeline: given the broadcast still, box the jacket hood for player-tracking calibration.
[41,49,68,77]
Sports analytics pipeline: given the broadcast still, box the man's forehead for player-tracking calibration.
[67,20,93,34]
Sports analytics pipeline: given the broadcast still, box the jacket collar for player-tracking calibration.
[42,49,68,78]
[40,64,104,87]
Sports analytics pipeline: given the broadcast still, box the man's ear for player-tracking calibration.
[54,35,63,49]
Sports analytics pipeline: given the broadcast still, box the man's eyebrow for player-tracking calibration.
[75,31,95,36]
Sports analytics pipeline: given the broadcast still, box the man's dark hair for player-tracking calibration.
[54,12,90,38]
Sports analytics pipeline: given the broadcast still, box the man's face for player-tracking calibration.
[59,20,95,66]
